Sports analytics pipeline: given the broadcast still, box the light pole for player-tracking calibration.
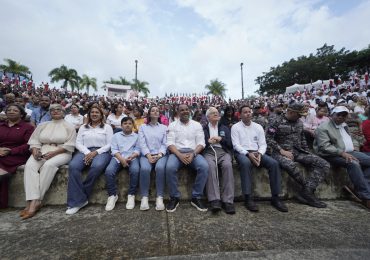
[135,60,138,82]
[240,62,244,99]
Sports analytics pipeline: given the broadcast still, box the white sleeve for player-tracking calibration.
[231,124,248,155]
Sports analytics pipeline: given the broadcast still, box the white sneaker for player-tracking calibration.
[155,196,165,211]
[126,195,135,210]
[65,201,88,215]
[105,195,118,211]
[140,196,150,211]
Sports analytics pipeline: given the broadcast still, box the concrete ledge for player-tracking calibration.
[8,163,351,207]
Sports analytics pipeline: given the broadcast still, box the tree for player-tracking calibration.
[0,58,31,78]
[104,76,131,85]
[131,79,150,97]
[48,65,80,92]
[80,74,97,95]
[255,43,370,94]
[205,79,227,97]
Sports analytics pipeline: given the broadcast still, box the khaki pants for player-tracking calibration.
[24,153,71,201]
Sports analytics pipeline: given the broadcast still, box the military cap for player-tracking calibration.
[287,102,307,116]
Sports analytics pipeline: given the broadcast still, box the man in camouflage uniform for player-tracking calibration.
[266,102,329,208]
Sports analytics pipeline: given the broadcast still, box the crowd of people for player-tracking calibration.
[1,75,370,219]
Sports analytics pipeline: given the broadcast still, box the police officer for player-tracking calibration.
[266,102,329,208]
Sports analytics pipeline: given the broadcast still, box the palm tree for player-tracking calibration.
[205,79,227,98]
[131,79,150,97]
[0,58,31,78]
[104,76,131,85]
[80,74,97,95]
[48,65,80,92]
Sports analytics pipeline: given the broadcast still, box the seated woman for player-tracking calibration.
[220,106,238,128]
[133,106,145,133]
[66,105,113,215]
[106,103,126,133]
[0,104,34,209]
[303,106,330,148]
[138,106,168,211]
[22,104,76,219]
[64,104,84,131]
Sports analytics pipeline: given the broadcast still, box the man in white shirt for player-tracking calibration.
[166,104,209,212]
[231,105,288,212]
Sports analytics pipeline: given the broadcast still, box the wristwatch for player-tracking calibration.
[193,152,197,158]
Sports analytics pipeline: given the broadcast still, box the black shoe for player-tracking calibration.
[166,197,180,213]
[362,199,370,210]
[271,197,288,212]
[191,198,208,212]
[209,200,222,213]
[300,188,327,208]
[244,195,259,212]
[222,202,236,214]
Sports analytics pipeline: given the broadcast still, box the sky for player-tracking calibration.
[1,0,369,99]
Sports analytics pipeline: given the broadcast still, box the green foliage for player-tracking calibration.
[0,58,31,78]
[205,79,227,97]
[104,76,131,85]
[131,79,150,97]
[255,43,370,94]
[48,65,80,92]
[80,74,97,95]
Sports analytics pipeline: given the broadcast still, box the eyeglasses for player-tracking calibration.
[50,108,62,112]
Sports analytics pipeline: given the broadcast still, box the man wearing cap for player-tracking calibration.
[266,102,330,208]
[314,106,370,210]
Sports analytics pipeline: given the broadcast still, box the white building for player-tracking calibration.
[103,83,131,98]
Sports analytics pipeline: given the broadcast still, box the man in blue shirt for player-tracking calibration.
[30,96,51,126]
[104,117,140,211]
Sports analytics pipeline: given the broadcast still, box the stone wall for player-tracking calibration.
[8,164,351,207]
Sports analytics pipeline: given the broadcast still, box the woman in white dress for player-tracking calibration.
[21,104,76,219]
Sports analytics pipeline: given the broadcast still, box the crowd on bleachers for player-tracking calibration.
[1,74,370,219]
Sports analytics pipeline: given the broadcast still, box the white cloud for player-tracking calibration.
[0,0,369,99]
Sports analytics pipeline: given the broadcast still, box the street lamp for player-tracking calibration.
[135,60,138,82]
[240,62,244,99]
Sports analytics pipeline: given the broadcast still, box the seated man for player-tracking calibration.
[266,102,329,208]
[166,104,209,212]
[104,117,140,211]
[314,106,370,210]
[203,107,235,214]
[232,105,287,212]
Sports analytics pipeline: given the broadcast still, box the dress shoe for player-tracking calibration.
[209,200,222,213]
[222,202,236,214]
[362,199,370,210]
[244,195,259,212]
[271,197,288,212]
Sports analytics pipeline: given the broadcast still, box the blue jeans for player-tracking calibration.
[166,154,209,199]
[325,151,370,199]
[140,156,167,197]
[105,157,140,196]
[67,151,111,207]
[235,152,281,196]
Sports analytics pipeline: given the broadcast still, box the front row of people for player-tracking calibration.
[19,103,370,219]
